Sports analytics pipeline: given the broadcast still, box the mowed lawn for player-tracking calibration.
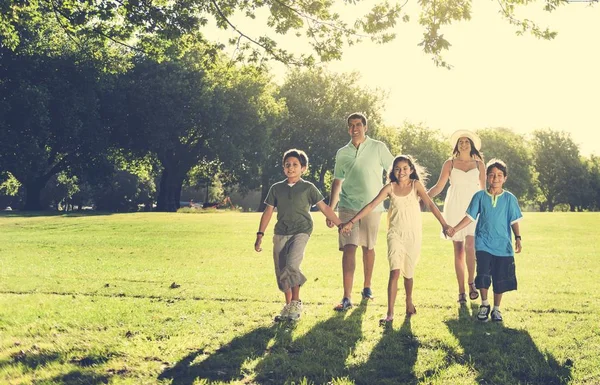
[0,211,599,385]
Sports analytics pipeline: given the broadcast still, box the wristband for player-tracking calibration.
[257,231,264,236]
[515,235,521,241]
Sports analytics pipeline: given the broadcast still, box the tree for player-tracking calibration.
[0,48,109,210]
[1,0,565,68]
[268,68,386,209]
[531,129,582,212]
[477,127,535,202]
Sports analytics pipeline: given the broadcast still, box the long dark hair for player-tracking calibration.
[388,155,428,186]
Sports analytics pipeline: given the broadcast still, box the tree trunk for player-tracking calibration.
[156,167,186,212]
[22,178,49,211]
[257,171,271,212]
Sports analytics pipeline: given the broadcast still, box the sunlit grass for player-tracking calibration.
[1,212,599,384]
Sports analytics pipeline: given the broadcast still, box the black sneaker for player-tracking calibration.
[477,304,491,321]
[490,309,503,322]
[361,287,374,300]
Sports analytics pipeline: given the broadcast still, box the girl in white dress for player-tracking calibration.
[341,155,449,324]
[427,130,485,304]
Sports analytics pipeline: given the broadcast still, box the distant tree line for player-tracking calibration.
[1,1,598,212]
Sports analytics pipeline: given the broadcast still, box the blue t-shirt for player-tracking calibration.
[466,190,523,256]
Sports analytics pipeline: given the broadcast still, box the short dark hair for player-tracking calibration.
[486,158,507,176]
[347,112,367,126]
[283,148,308,168]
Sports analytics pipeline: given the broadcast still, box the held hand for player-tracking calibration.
[326,219,335,228]
[445,227,456,238]
[254,236,263,252]
[515,240,522,253]
[340,222,353,235]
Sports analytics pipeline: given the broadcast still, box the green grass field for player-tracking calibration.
[1,211,599,385]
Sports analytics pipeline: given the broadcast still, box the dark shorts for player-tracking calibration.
[474,251,517,294]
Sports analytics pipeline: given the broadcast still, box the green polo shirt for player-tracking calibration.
[264,179,325,236]
[333,136,394,212]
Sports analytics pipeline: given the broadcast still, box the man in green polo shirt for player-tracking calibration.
[327,112,394,311]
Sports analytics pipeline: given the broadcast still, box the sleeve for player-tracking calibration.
[465,192,481,221]
[308,184,325,206]
[380,143,395,171]
[508,195,523,224]
[264,184,277,207]
[333,149,345,180]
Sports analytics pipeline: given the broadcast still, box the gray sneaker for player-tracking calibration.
[274,303,291,322]
[288,300,303,320]
[491,309,503,322]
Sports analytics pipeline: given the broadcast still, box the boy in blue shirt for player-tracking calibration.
[447,159,523,322]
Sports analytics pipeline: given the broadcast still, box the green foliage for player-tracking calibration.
[477,127,535,202]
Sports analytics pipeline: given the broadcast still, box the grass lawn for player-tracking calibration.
[1,211,599,384]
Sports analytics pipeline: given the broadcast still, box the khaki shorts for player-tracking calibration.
[272,233,309,292]
[338,208,382,251]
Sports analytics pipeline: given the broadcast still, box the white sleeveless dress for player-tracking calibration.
[442,163,481,241]
[387,181,422,279]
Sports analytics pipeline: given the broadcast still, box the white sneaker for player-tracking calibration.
[287,300,303,320]
[274,303,291,322]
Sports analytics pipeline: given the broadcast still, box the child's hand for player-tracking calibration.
[326,219,335,228]
[254,236,263,252]
[515,239,522,253]
[340,222,353,235]
[445,227,456,238]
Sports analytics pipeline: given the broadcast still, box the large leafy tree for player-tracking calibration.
[477,127,535,202]
[112,50,282,211]
[1,0,565,68]
[0,48,109,210]
[531,129,582,212]
[270,68,386,199]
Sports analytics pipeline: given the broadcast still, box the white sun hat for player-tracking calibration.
[449,130,481,150]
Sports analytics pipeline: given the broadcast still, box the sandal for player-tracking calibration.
[468,282,479,300]
[457,293,467,304]
[334,297,353,311]
[379,316,394,326]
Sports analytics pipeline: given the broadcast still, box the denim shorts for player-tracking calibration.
[474,250,517,294]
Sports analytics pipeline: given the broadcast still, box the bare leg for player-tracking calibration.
[465,236,476,284]
[291,286,300,302]
[362,246,375,289]
[453,240,466,294]
[493,292,503,307]
[342,244,358,300]
[480,288,488,302]
[404,276,415,314]
[387,270,401,318]
[284,289,292,304]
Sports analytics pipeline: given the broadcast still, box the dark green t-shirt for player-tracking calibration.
[264,179,324,236]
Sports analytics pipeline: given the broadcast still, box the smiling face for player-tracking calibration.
[487,166,507,190]
[283,156,305,182]
[456,137,472,154]
[392,160,413,183]
[347,118,367,142]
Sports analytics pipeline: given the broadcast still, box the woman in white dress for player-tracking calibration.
[428,130,485,304]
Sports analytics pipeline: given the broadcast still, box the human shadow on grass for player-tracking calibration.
[0,348,113,384]
[253,303,367,384]
[351,315,419,385]
[445,303,572,385]
[158,325,278,385]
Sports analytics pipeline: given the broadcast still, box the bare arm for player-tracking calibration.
[255,205,274,252]
[340,184,391,233]
[326,178,343,228]
[316,200,342,227]
[427,160,452,198]
[511,222,522,253]
[452,215,474,235]
[415,181,448,230]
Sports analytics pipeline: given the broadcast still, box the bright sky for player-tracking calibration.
[216,1,600,157]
